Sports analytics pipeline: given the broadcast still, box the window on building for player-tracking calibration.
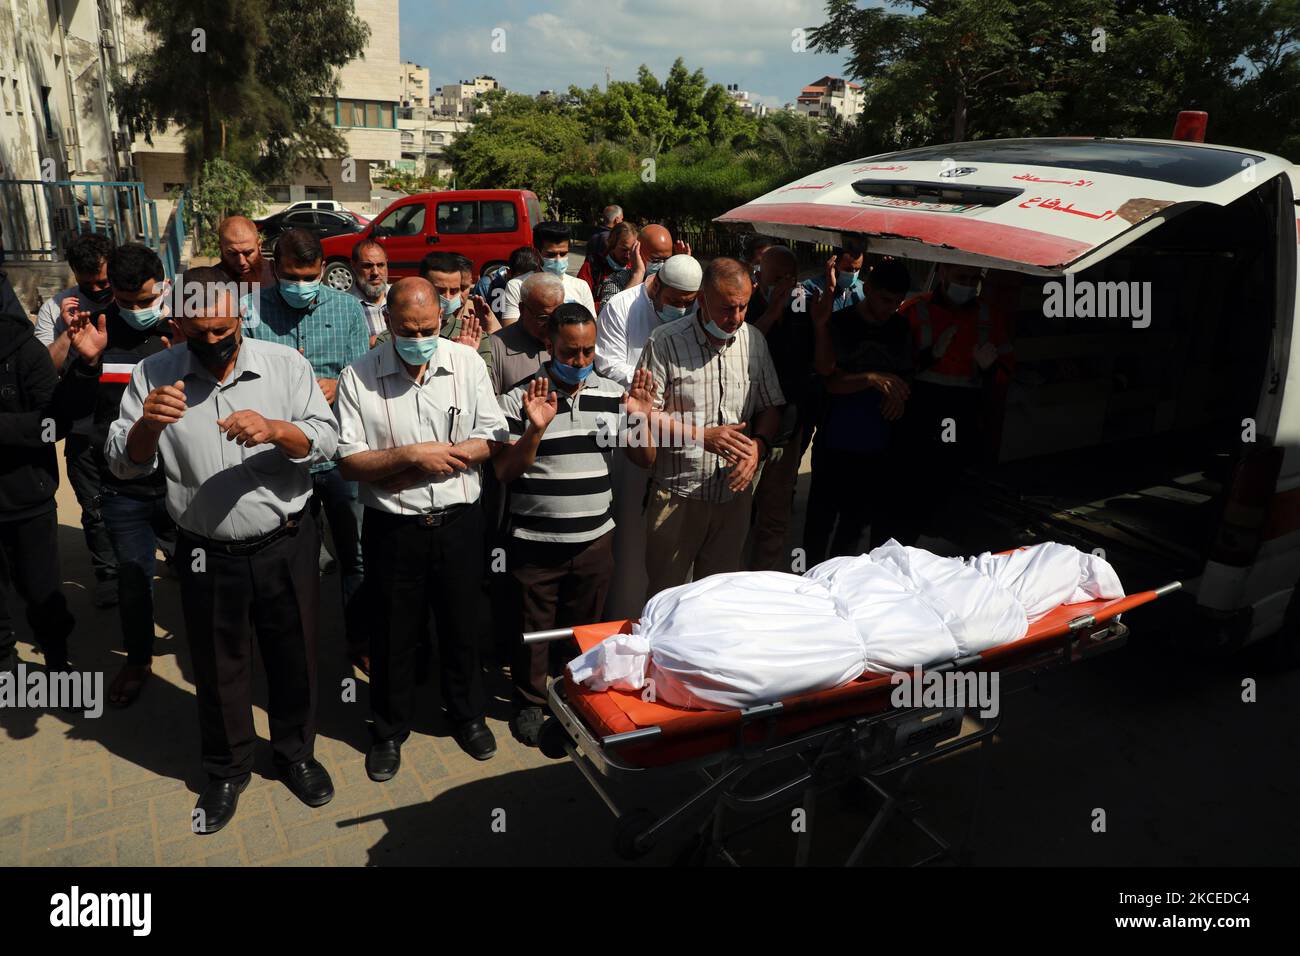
[40,86,54,137]
[267,185,292,203]
[305,185,334,200]
[332,99,399,129]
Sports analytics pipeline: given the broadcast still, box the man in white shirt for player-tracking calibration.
[594,254,702,619]
[499,222,594,323]
[336,277,509,775]
[349,238,390,345]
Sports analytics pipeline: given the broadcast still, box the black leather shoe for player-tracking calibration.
[281,758,335,807]
[193,776,249,835]
[366,739,401,782]
[454,718,497,761]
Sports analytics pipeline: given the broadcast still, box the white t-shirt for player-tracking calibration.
[499,271,594,322]
[594,281,661,389]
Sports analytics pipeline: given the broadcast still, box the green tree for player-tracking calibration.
[808,0,1300,160]
[443,91,590,206]
[184,158,268,257]
[113,0,369,179]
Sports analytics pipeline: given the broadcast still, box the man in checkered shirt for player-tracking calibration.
[634,257,786,597]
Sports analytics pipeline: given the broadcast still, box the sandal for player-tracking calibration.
[108,663,151,708]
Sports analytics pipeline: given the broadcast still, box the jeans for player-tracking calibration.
[100,491,174,665]
[64,433,117,583]
[311,467,367,653]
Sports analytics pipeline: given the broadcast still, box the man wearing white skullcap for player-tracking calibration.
[634,256,785,597]
[597,252,703,618]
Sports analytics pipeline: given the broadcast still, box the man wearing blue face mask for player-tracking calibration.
[335,278,510,772]
[596,223,688,312]
[70,243,177,707]
[500,222,595,323]
[801,243,866,312]
[241,228,374,673]
[492,302,646,746]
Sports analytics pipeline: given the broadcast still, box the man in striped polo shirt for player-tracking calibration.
[492,302,653,746]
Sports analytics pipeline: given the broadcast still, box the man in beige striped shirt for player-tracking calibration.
[634,257,785,597]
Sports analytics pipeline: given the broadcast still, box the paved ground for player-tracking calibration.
[4,441,1298,868]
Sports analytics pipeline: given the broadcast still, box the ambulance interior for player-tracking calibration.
[897,177,1289,591]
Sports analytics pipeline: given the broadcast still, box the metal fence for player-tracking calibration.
[0,179,188,277]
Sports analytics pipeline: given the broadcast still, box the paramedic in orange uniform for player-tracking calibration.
[895,263,1013,544]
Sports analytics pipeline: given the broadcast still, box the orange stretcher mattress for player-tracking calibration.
[561,589,1164,768]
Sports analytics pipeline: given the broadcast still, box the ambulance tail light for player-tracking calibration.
[1210,442,1283,566]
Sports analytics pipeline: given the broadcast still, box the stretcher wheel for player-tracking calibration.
[613,809,657,860]
[537,718,568,760]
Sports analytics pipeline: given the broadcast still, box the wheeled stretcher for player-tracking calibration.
[527,580,1182,865]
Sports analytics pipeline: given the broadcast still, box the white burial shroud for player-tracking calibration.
[567,541,1126,711]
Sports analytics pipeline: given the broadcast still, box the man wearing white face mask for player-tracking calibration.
[895,261,1015,544]
[241,228,373,672]
[635,257,785,596]
[596,253,702,618]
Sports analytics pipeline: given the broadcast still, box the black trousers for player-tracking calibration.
[893,382,987,545]
[64,433,117,583]
[175,514,320,781]
[364,504,486,740]
[803,442,900,564]
[0,509,75,668]
[508,531,614,708]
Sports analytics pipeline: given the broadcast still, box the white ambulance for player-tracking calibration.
[719,115,1300,660]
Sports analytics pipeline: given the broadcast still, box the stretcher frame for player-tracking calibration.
[526,580,1181,866]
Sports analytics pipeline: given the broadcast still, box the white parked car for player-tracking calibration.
[720,114,1300,660]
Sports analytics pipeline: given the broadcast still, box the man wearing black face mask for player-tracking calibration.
[106,266,341,834]
[35,232,120,608]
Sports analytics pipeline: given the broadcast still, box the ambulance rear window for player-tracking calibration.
[874,139,1265,188]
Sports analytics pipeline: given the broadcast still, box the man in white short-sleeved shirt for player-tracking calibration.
[336,277,509,773]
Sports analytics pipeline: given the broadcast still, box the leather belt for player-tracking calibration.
[372,503,473,528]
[181,508,309,557]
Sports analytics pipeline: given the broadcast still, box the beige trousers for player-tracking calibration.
[644,485,754,599]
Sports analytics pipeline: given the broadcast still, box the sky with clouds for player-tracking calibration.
[396,0,860,109]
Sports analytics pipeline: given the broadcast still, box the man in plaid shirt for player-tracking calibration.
[242,228,373,672]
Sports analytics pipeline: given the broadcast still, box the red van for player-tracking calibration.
[319,188,543,292]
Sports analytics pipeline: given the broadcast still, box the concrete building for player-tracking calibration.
[400,61,429,108]
[128,0,402,211]
[433,74,499,119]
[396,107,467,177]
[725,84,768,119]
[1,0,135,258]
[795,75,864,121]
